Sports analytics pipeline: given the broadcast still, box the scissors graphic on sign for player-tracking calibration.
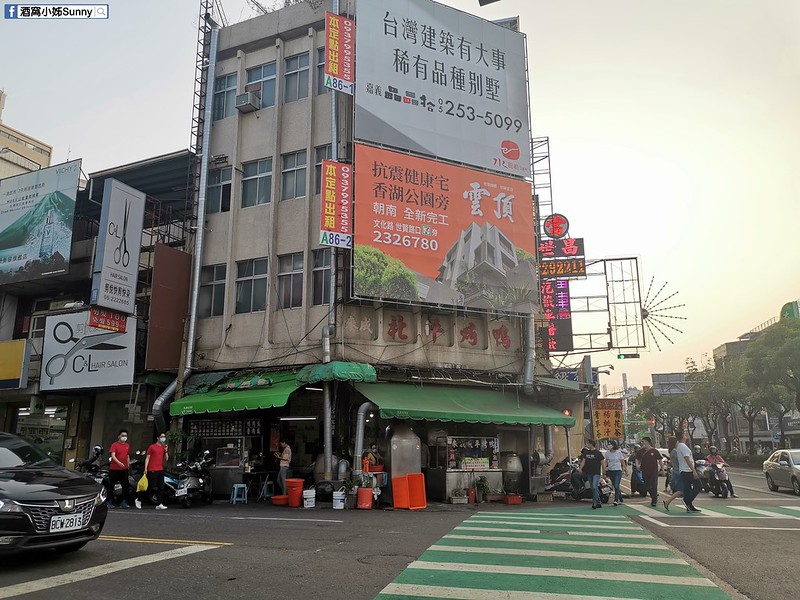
[44,321,126,384]
[113,201,131,267]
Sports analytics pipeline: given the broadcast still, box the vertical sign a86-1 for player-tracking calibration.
[324,11,355,95]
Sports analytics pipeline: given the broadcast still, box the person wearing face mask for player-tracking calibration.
[108,429,132,509]
[135,433,170,510]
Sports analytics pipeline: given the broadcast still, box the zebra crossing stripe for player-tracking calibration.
[463,518,640,530]
[453,525,654,539]
[443,534,672,553]
[470,512,630,521]
[379,582,645,599]
[427,544,688,564]
[732,506,800,519]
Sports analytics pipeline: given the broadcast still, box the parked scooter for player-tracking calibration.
[695,459,711,493]
[629,463,647,497]
[175,450,214,508]
[70,445,106,488]
[546,457,579,493]
[569,469,612,504]
[708,462,730,498]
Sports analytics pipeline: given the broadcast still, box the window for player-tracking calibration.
[241,158,273,207]
[207,167,232,214]
[277,252,304,308]
[311,249,331,306]
[281,150,307,200]
[213,73,237,120]
[235,258,268,314]
[316,47,329,95]
[284,52,309,103]
[314,145,332,195]
[246,62,276,108]
[199,264,227,317]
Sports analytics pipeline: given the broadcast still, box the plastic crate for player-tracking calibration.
[406,473,427,510]
[504,494,523,505]
[392,476,410,509]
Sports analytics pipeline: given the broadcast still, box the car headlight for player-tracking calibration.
[95,487,108,506]
[0,499,24,513]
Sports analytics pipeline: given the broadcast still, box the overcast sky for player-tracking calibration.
[1,0,798,391]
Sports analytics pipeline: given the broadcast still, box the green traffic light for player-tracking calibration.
[617,353,641,359]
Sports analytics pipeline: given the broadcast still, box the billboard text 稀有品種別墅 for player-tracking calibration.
[0,160,80,285]
[355,0,531,178]
[353,145,536,312]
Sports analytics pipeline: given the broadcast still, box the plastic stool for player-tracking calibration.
[258,479,275,501]
[230,484,248,505]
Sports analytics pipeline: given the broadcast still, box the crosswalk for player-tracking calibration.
[628,503,800,519]
[376,506,732,600]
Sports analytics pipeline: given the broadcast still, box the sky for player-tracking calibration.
[1,0,798,391]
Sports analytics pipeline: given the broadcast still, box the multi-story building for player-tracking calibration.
[0,91,53,178]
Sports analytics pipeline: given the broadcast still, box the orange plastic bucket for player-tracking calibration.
[288,486,303,508]
[357,486,373,509]
[286,478,305,489]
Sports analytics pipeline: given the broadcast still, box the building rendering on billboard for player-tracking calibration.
[91,178,146,314]
[0,159,80,285]
[354,0,532,178]
[353,144,535,312]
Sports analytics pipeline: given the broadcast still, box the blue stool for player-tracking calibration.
[258,479,275,501]
[230,484,248,505]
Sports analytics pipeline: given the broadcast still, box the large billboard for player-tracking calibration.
[41,310,136,391]
[355,0,531,178]
[353,144,535,312]
[91,178,146,314]
[0,160,80,285]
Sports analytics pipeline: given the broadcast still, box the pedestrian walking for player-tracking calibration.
[579,439,604,509]
[604,441,627,506]
[676,431,702,512]
[135,433,169,510]
[637,437,662,507]
[662,434,685,511]
[108,429,132,509]
[274,440,292,495]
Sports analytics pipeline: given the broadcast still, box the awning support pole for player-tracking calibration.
[565,426,572,462]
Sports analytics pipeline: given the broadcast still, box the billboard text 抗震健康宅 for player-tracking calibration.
[355,0,532,178]
[0,160,81,285]
[353,144,535,312]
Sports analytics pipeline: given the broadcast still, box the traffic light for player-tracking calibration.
[617,353,640,359]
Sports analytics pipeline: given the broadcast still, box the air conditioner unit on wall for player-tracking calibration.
[236,92,261,113]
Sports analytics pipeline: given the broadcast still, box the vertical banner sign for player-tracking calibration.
[0,160,80,285]
[540,279,573,352]
[324,11,355,95]
[539,236,586,280]
[319,160,353,248]
[592,398,624,440]
[91,178,146,314]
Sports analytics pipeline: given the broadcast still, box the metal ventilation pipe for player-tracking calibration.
[353,402,377,476]
[542,424,554,465]
[152,17,219,433]
[522,316,536,396]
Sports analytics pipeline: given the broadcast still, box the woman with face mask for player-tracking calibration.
[108,429,133,508]
[135,433,170,510]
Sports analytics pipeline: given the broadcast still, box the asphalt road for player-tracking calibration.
[2,466,798,600]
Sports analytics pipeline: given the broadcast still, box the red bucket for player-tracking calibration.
[288,486,303,508]
[357,487,373,509]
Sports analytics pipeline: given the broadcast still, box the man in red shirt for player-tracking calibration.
[135,433,169,510]
[637,437,662,507]
[109,429,132,509]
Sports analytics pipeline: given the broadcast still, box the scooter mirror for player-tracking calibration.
[68,458,75,463]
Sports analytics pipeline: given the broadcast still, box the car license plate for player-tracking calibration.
[175,488,187,497]
[49,513,84,533]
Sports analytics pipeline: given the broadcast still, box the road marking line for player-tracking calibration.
[100,535,233,546]
[473,512,630,521]
[406,561,717,587]
[466,519,639,530]
[733,506,800,519]
[445,534,669,550]
[0,545,218,599]
[227,516,343,523]
[780,505,800,512]
[564,530,655,539]
[454,526,654,539]
[428,544,687,564]
[379,582,645,600]
[470,516,635,526]
[637,514,800,531]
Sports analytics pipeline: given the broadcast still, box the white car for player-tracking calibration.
[763,449,800,495]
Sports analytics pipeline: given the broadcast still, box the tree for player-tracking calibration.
[745,320,800,412]
[688,364,743,449]
[353,246,419,302]
[737,388,771,455]
[764,388,795,449]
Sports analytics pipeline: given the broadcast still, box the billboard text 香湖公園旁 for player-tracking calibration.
[0,160,80,285]
[353,145,536,313]
[355,0,532,178]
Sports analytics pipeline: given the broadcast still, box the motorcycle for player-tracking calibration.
[70,445,107,488]
[708,462,730,498]
[174,450,214,508]
[569,469,611,504]
[629,463,647,497]
[695,459,711,493]
[545,457,578,493]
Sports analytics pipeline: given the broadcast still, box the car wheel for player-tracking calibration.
[792,478,800,496]
[766,474,779,492]
[54,542,88,553]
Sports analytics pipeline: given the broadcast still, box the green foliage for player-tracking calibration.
[745,320,800,412]
[515,247,536,264]
[353,245,419,301]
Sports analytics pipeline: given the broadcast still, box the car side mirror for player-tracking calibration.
[779,460,790,467]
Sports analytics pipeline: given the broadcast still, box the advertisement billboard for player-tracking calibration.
[40,310,136,391]
[90,178,146,314]
[592,398,624,440]
[324,11,355,95]
[0,339,30,389]
[0,159,80,285]
[319,160,352,249]
[355,0,531,178]
[353,144,535,312]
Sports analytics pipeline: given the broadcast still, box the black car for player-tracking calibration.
[0,432,108,554]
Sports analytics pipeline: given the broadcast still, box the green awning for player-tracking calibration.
[296,361,377,385]
[169,380,298,416]
[535,376,583,392]
[354,383,576,427]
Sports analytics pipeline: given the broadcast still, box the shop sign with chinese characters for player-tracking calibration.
[538,237,586,280]
[354,0,531,177]
[353,145,535,312]
[324,11,355,94]
[319,160,352,248]
[592,398,624,440]
[540,279,573,352]
[88,306,128,333]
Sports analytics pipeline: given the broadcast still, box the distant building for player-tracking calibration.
[0,91,53,178]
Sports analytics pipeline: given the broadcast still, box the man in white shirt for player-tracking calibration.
[676,431,701,512]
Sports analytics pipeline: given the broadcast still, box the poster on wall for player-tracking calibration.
[355,0,531,177]
[40,310,136,391]
[353,144,535,312]
[0,160,80,285]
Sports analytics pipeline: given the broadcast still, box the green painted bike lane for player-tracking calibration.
[376,505,732,600]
